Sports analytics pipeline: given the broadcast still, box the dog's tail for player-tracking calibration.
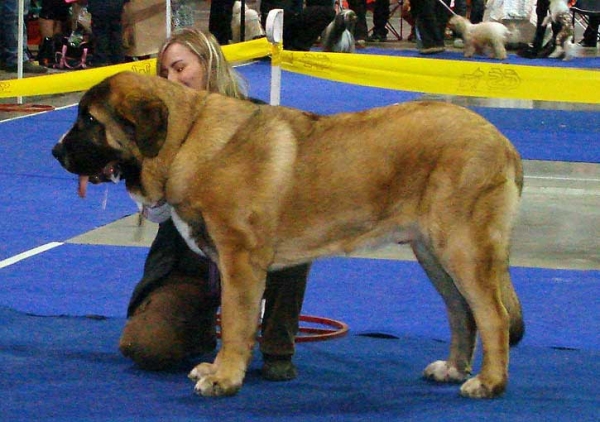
[501,277,525,346]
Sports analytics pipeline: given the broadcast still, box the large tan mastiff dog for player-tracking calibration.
[52,71,524,399]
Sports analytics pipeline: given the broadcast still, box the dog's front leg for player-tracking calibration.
[189,249,266,397]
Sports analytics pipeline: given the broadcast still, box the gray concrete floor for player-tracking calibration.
[2,0,599,271]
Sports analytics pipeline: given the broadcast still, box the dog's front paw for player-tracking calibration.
[423,360,469,384]
[460,375,506,399]
[188,362,216,382]
[189,362,245,397]
[192,373,243,397]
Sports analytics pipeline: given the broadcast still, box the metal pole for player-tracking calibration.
[17,0,25,104]
[166,0,172,38]
[240,0,246,42]
[265,9,284,106]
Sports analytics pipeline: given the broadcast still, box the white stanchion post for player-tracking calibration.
[265,9,284,106]
[166,0,172,39]
[17,0,25,104]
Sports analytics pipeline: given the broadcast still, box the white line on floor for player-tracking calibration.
[526,175,600,183]
[0,242,64,269]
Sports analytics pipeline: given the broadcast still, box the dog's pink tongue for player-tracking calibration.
[78,175,89,198]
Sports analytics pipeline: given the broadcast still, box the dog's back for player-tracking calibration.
[246,101,522,264]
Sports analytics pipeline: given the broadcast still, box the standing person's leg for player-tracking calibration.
[370,0,390,41]
[411,0,445,53]
[209,0,235,45]
[38,0,69,67]
[108,13,125,64]
[434,0,451,40]
[284,5,335,51]
[516,0,553,58]
[581,16,599,47]
[469,0,484,24]
[1,0,46,72]
[347,0,369,42]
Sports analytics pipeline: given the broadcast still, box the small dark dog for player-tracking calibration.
[321,9,357,53]
[542,0,578,60]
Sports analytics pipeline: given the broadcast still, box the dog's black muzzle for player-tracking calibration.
[51,142,67,167]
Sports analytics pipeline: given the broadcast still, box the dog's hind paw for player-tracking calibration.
[423,360,469,384]
[460,375,506,399]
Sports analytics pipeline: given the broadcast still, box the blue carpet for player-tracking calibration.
[360,47,600,69]
[1,246,598,351]
[0,110,138,260]
[1,63,598,262]
[1,252,599,422]
[0,59,598,421]
[238,61,599,163]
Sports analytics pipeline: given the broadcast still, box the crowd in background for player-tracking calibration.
[1,0,598,73]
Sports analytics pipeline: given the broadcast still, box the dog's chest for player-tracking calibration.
[171,209,217,261]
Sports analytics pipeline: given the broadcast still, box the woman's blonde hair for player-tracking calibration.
[156,28,248,100]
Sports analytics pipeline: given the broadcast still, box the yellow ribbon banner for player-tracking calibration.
[0,36,597,104]
[0,38,271,99]
[280,50,600,104]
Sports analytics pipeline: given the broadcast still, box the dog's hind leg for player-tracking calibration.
[463,42,476,58]
[430,184,522,398]
[412,240,476,384]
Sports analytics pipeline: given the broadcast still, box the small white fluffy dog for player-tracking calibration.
[448,15,515,60]
[542,0,578,60]
[231,1,265,43]
[321,9,357,53]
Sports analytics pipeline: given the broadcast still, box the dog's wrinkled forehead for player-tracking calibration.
[79,77,119,124]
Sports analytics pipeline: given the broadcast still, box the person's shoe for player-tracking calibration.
[578,39,597,48]
[261,354,298,381]
[419,46,445,55]
[3,61,48,74]
[355,39,366,49]
[453,38,464,48]
[366,33,387,42]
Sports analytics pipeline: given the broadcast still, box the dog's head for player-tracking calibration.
[52,72,170,186]
[339,9,357,31]
[447,15,469,34]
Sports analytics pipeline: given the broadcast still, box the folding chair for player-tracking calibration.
[571,0,600,43]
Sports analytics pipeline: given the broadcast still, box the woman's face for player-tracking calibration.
[159,43,207,91]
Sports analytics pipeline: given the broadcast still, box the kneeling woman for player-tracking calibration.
[119,29,310,381]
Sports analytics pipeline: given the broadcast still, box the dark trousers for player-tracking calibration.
[411,0,450,49]
[209,0,235,45]
[346,0,390,40]
[128,219,310,358]
[261,1,335,51]
[582,16,599,47]
[88,0,126,64]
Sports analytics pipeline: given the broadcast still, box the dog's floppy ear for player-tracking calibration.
[115,95,169,158]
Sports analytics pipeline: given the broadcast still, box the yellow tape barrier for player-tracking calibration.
[0,37,597,104]
[0,38,271,100]
[280,50,600,104]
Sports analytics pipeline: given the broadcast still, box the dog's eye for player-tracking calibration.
[80,111,96,124]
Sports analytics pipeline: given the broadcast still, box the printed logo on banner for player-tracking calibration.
[131,62,153,74]
[0,81,13,94]
[458,67,521,94]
